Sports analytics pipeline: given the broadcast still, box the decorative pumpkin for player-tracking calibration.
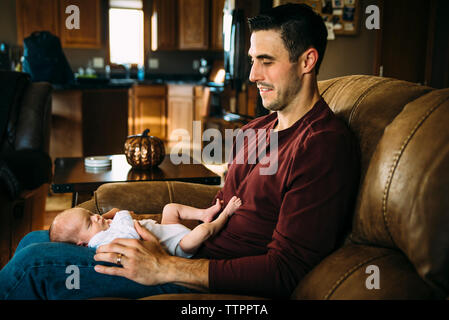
[124,129,165,170]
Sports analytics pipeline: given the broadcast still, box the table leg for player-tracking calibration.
[71,192,78,208]
[71,192,94,207]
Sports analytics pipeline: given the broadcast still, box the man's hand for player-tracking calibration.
[93,221,172,286]
[93,221,210,290]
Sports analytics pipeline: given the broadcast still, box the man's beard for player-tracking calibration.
[261,73,302,112]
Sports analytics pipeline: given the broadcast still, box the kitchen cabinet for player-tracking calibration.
[128,84,167,140]
[51,84,208,161]
[210,0,225,51]
[59,0,102,48]
[194,85,208,122]
[167,84,195,141]
[167,85,207,158]
[151,0,178,51]
[151,0,224,51]
[16,0,102,48]
[50,88,128,160]
[82,89,128,156]
[16,0,60,45]
[51,90,83,159]
[178,0,209,50]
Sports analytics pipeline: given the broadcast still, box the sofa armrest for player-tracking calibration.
[79,181,221,217]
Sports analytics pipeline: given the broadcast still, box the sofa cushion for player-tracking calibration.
[319,75,432,182]
[319,75,449,296]
[351,87,449,295]
[292,243,440,299]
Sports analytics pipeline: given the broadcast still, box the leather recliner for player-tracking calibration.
[0,71,52,269]
[78,75,449,299]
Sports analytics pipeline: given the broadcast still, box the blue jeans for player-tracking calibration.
[0,231,200,299]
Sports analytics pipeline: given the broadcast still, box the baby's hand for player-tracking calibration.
[128,210,141,219]
[102,208,121,219]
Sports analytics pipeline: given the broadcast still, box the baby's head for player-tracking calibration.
[49,208,111,246]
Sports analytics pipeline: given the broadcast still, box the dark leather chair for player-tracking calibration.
[0,71,52,268]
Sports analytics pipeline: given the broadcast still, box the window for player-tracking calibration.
[109,0,144,66]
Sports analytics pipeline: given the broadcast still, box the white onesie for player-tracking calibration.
[87,210,193,258]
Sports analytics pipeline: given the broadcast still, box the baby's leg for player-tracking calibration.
[161,199,222,225]
[179,196,241,253]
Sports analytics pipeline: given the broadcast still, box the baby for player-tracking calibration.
[49,196,242,258]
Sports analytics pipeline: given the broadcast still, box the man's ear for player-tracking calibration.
[299,47,319,74]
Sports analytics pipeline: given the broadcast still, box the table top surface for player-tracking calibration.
[52,154,221,193]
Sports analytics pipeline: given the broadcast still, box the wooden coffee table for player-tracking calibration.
[52,154,221,207]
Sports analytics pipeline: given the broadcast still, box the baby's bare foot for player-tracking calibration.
[222,196,242,217]
[202,199,222,223]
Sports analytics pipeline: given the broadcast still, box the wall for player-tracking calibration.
[0,0,377,79]
[0,0,17,45]
[318,0,377,81]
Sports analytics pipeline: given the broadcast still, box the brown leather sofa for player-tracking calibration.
[79,75,449,299]
[0,71,52,269]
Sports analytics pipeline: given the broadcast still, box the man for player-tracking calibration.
[0,4,359,299]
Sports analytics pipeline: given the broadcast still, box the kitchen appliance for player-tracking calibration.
[223,4,246,91]
[221,0,270,118]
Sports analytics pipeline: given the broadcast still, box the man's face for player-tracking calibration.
[248,30,302,112]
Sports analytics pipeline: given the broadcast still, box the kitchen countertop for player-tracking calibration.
[52,74,221,91]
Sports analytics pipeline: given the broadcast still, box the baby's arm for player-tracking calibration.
[179,196,241,253]
[102,208,121,219]
[102,208,138,219]
[88,210,139,248]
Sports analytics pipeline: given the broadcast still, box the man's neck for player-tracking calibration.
[274,77,321,132]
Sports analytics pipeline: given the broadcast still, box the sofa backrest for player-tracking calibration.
[318,75,449,295]
[14,81,52,153]
[0,71,30,153]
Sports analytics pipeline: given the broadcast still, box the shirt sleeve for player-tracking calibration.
[208,130,358,298]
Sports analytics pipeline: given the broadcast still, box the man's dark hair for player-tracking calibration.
[248,3,328,75]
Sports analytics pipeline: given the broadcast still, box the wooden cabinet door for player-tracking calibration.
[374,0,432,84]
[167,85,194,142]
[151,0,177,50]
[82,89,129,156]
[16,0,60,45]
[129,85,167,140]
[51,90,83,159]
[178,0,209,50]
[210,0,224,51]
[59,0,101,48]
[135,97,166,140]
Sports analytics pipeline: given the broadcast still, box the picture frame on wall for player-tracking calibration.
[332,0,344,9]
[273,0,360,36]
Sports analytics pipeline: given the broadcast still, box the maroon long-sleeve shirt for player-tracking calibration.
[194,98,359,298]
